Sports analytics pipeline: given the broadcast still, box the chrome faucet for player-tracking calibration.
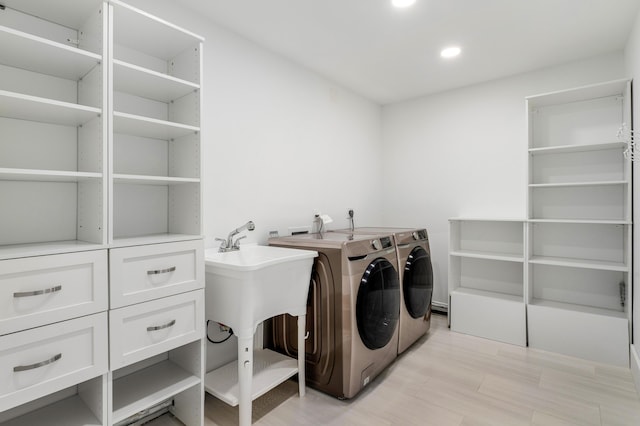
[216,221,255,252]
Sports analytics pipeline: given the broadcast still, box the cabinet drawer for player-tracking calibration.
[0,250,108,336]
[109,289,204,369]
[109,240,204,308]
[0,312,108,412]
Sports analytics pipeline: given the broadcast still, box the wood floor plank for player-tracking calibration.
[151,312,640,426]
[478,374,601,425]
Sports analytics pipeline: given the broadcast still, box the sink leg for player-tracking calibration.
[238,335,253,426]
[297,314,306,397]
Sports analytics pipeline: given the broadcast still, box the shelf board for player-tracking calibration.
[528,142,626,155]
[528,219,632,225]
[528,298,626,319]
[3,0,104,30]
[113,173,199,185]
[450,249,524,263]
[526,79,629,107]
[449,217,525,223]
[450,288,524,303]
[113,111,199,140]
[0,168,102,182]
[0,90,101,126]
[112,0,203,61]
[0,240,106,261]
[114,60,199,103]
[529,180,628,188]
[529,256,628,272]
[204,349,298,407]
[110,234,202,248]
[0,394,101,426]
[0,26,102,80]
[112,360,200,424]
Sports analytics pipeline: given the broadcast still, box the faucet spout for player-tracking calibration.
[221,221,255,252]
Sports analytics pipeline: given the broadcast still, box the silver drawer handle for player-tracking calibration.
[13,285,62,298]
[147,319,176,332]
[147,266,176,275]
[14,353,62,372]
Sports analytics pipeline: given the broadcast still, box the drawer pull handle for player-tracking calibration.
[13,285,62,298]
[147,266,176,275]
[14,353,62,372]
[147,319,176,332]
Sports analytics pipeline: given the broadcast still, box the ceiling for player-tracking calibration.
[177,0,640,104]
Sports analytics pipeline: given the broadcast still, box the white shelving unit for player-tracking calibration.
[0,1,206,425]
[108,0,203,247]
[0,1,109,424]
[0,0,107,259]
[106,2,206,425]
[448,219,527,346]
[526,79,632,367]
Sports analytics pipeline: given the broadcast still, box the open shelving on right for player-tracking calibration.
[526,78,632,367]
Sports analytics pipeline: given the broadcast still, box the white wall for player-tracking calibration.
[381,53,626,306]
[123,0,383,369]
[123,0,383,246]
[624,6,640,390]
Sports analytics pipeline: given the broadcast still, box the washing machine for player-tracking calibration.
[335,227,433,354]
[265,232,400,399]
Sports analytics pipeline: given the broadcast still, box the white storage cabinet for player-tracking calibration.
[448,219,527,346]
[526,79,632,366]
[106,2,206,425]
[0,1,206,425]
[0,1,109,425]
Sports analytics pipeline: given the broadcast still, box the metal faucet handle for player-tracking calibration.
[215,237,228,248]
[232,235,247,248]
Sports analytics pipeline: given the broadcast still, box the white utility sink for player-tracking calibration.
[203,244,317,426]
[204,244,317,338]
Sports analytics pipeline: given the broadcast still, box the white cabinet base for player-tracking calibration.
[450,289,526,346]
[528,302,629,367]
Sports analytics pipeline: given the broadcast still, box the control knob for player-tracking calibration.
[371,239,382,250]
[412,231,420,240]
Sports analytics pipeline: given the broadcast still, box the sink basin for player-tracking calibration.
[204,245,317,338]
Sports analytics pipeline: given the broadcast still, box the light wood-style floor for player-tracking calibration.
[156,313,640,425]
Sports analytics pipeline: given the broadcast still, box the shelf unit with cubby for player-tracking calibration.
[526,79,632,366]
[448,218,527,346]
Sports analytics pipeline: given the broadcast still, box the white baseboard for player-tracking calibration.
[631,344,640,395]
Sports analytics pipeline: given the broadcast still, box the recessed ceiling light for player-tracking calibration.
[392,0,416,8]
[441,46,461,59]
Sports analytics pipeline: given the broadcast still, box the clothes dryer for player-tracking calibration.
[266,232,400,399]
[335,228,433,354]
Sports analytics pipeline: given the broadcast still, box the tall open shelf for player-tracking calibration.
[526,79,632,367]
[448,219,527,346]
[448,79,633,366]
[0,0,107,260]
[0,1,206,425]
[108,0,203,246]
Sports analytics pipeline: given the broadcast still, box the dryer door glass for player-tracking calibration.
[403,246,433,318]
[356,257,400,350]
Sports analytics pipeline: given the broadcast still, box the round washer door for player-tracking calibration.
[356,257,400,350]
[403,246,433,318]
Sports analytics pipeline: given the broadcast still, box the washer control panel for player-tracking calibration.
[412,229,428,241]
